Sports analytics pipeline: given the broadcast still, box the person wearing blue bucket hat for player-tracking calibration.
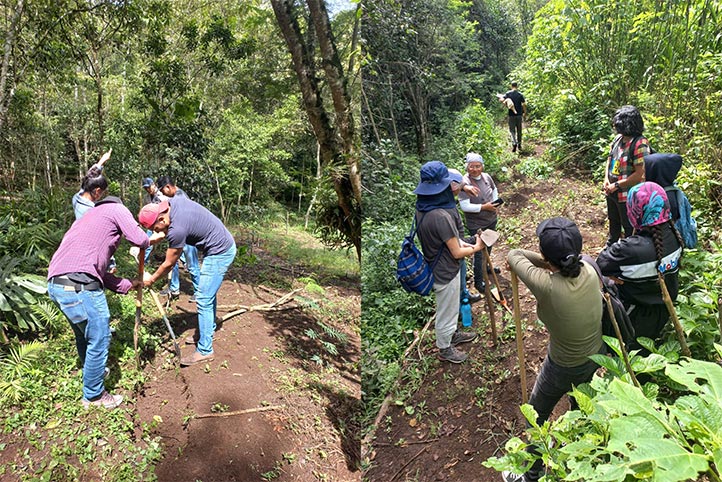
[413,161,485,364]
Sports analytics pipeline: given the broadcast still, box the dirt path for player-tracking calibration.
[364,167,610,481]
[137,239,361,481]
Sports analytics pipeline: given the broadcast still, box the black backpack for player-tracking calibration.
[582,256,636,346]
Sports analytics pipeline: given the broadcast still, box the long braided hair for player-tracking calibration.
[649,221,684,272]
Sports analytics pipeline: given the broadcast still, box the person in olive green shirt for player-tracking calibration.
[502,217,603,482]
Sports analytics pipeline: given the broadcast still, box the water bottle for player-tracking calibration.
[460,296,472,327]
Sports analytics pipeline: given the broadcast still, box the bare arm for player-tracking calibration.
[144,247,182,286]
[445,234,483,259]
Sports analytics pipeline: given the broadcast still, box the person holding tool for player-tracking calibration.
[413,161,484,364]
[138,195,236,366]
[47,196,164,409]
[503,217,603,482]
[458,152,502,294]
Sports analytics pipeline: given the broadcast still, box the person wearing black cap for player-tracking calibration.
[503,217,603,482]
[414,161,485,364]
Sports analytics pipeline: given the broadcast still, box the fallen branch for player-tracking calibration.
[362,314,435,460]
[195,404,285,419]
[220,289,302,321]
[390,446,428,481]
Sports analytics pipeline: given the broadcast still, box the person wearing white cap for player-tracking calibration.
[413,161,485,364]
[458,152,501,293]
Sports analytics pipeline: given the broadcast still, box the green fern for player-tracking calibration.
[0,255,48,335]
[0,341,45,406]
[31,300,66,333]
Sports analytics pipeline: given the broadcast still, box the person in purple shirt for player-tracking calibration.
[139,197,236,367]
[48,196,161,410]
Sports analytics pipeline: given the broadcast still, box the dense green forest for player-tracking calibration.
[362,0,722,480]
[0,0,360,338]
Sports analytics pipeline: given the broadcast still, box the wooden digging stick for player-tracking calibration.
[510,271,528,404]
[604,293,641,388]
[657,272,691,357]
[479,258,498,342]
[134,253,145,368]
[483,246,512,315]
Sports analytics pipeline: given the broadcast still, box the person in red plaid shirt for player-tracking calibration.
[603,105,649,246]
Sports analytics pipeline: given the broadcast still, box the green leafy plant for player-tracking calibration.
[0,255,48,337]
[0,341,45,406]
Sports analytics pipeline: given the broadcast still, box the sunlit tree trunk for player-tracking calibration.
[0,0,24,134]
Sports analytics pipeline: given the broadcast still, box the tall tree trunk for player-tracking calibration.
[0,0,25,134]
[271,0,361,260]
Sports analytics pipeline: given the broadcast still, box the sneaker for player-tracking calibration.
[188,294,196,303]
[180,350,215,367]
[438,346,468,364]
[159,288,180,298]
[467,292,482,304]
[501,471,529,482]
[487,266,502,275]
[451,330,478,346]
[475,281,486,292]
[82,391,123,410]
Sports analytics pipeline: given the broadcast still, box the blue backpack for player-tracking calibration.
[396,213,444,296]
[665,186,697,249]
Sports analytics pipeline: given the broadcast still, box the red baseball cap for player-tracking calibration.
[138,201,169,229]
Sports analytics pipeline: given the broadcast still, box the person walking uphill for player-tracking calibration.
[503,82,527,152]
[48,196,158,410]
[138,196,236,367]
[503,218,603,482]
[603,105,649,246]
[458,152,500,292]
[596,182,683,352]
[414,161,484,364]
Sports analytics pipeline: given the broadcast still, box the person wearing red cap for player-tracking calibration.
[138,197,236,366]
[503,217,603,482]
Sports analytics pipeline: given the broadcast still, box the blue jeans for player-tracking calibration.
[170,245,200,294]
[196,244,236,355]
[144,230,153,263]
[459,260,471,301]
[48,283,110,400]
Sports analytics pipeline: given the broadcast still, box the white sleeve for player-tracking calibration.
[492,187,499,200]
[459,198,482,213]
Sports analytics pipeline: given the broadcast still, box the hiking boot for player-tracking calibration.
[467,292,482,304]
[184,333,214,345]
[159,287,180,299]
[501,471,529,482]
[451,330,478,346]
[438,346,468,364]
[487,266,502,275]
[475,281,486,292]
[180,350,215,366]
[82,391,123,410]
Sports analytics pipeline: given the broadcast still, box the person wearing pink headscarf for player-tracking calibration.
[596,182,684,349]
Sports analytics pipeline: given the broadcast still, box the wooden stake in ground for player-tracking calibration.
[134,253,145,368]
[510,271,528,404]
[480,261,498,343]
[604,293,641,389]
[657,272,691,357]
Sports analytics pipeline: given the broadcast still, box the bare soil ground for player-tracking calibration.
[136,236,361,481]
[363,161,610,481]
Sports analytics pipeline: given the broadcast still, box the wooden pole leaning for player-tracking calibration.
[604,293,641,389]
[134,253,144,368]
[510,271,528,404]
[657,272,691,357]
[480,257,498,342]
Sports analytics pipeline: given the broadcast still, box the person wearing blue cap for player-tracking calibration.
[503,217,603,482]
[414,161,485,364]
